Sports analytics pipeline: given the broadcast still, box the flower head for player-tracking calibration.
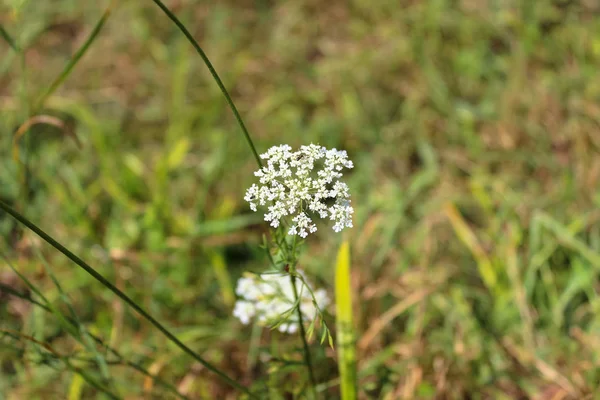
[232,270,329,334]
[245,144,354,237]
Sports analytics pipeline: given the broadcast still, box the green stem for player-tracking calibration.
[12,2,113,217]
[18,46,30,214]
[35,0,115,111]
[0,24,19,51]
[291,234,298,263]
[150,0,263,169]
[0,200,254,398]
[2,328,120,400]
[280,231,317,397]
[63,358,121,400]
[0,300,187,400]
[290,274,318,399]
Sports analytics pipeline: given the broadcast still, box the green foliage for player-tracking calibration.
[2,0,600,398]
[335,241,356,400]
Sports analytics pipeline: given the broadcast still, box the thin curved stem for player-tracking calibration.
[150,0,263,168]
[1,329,120,400]
[0,282,189,400]
[0,200,254,398]
[0,24,19,51]
[35,0,116,111]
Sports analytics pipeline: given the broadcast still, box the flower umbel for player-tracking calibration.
[244,144,354,237]
[233,271,330,334]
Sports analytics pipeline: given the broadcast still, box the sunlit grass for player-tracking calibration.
[2,0,600,398]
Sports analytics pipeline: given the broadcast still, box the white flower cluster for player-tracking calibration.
[233,271,329,334]
[244,144,354,238]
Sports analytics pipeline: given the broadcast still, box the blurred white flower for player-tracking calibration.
[232,270,329,334]
[244,144,354,237]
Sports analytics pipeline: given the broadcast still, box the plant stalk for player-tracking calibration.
[150,0,263,168]
[290,273,318,399]
[0,200,255,398]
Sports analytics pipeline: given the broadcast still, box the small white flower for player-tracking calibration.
[232,270,330,333]
[245,144,354,237]
[233,301,255,324]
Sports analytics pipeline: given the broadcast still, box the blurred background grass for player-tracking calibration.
[2,0,600,398]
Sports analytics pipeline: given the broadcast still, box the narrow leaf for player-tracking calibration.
[35,1,115,110]
[335,240,357,400]
[150,0,263,168]
[444,203,497,291]
[0,200,254,397]
[68,372,85,400]
[0,24,19,51]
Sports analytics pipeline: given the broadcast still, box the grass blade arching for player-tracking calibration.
[34,0,116,111]
[444,203,497,292]
[0,200,254,398]
[0,24,19,51]
[0,329,120,400]
[150,0,262,168]
[0,276,189,399]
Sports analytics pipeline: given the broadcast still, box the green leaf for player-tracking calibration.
[306,318,316,341]
[335,240,357,400]
[166,137,191,170]
[0,200,254,397]
[35,2,115,111]
[68,372,85,400]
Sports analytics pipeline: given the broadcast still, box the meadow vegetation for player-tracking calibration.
[1,0,600,398]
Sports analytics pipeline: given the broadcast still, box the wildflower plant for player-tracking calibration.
[232,143,354,395]
[234,144,354,340]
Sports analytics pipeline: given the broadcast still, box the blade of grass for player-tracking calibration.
[504,222,535,350]
[0,200,254,397]
[12,2,113,213]
[0,252,50,307]
[316,344,399,393]
[68,372,85,400]
[0,278,189,399]
[526,214,594,292]
[0,282,48,310]
[444,203,497,292]
[358,288,434,352]
[34,0,116,111]
[335,240,357,400]
[150,0,262,168]
[1,250,78,339]
[12,115,80,163]
[533,211,600,267]
[33,245,113,382]
[553,258,594,328]
[1,329,120,400]
[0,24,20,51]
